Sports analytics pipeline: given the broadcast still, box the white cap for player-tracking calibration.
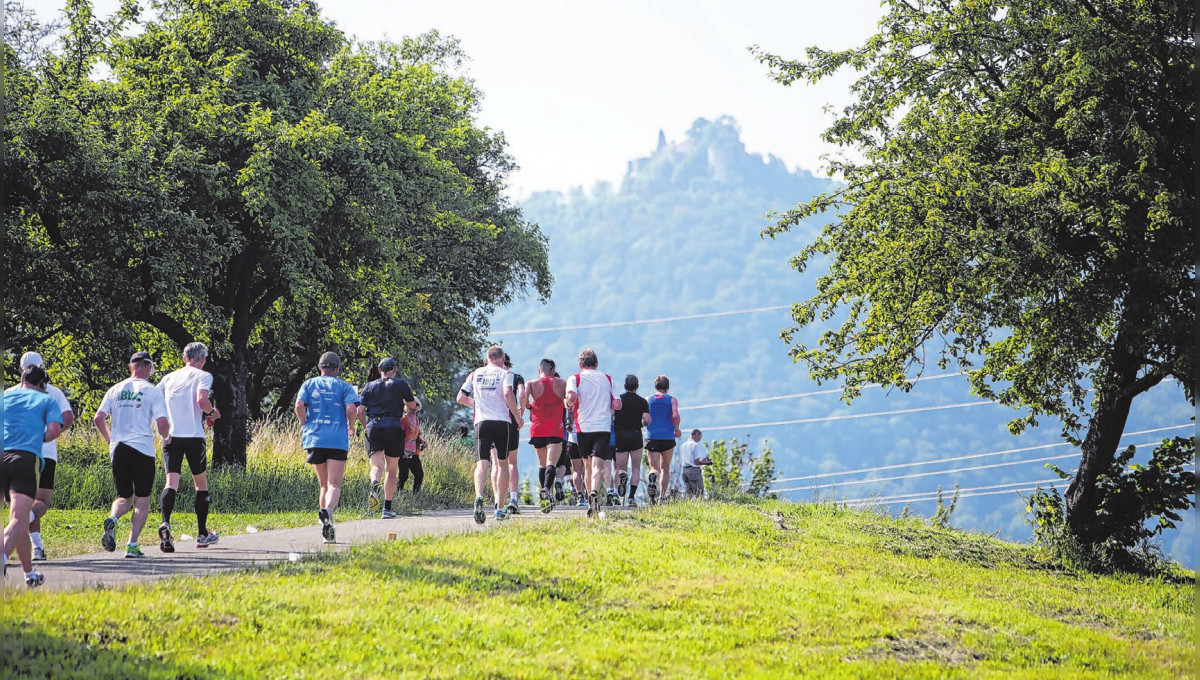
[20,351,44,369]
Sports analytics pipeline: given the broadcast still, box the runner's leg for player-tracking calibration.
[325,459,346,513]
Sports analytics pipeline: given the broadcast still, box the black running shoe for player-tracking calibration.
[158,522,175,553]
[473,497,486,525]
[617,471,628,502]
[554,479,565,502]
[587,491,599,518]
[101,516,117,552]
[647,472,659,505]
[319,508,335,543]
[507,499,520,515]
[539,487,553,514]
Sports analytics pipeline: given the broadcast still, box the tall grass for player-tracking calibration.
[51,420,475,515]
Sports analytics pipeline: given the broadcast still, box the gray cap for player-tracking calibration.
[130,351,153,364]
[691,429,702,436]
[20,351,44,369]
[318,351,341,369]
[378,357,397,372]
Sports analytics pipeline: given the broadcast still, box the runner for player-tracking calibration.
[563,404,588,506]
[2,365,64,586]
[644,374,682,505]
[492,353,523,515]
[94,352,170,558]
[8,352,73,561]
[358,357,420,519]
[294,352,361,543]
[612,374,650,507]
[396,403,425,496]
[524,358,566,513]
[457,345,522,524]
[564,348,622,517]
[155,342,221,552]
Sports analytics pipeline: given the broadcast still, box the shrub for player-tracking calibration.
[703,438,776,500]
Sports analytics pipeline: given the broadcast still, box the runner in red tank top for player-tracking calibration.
[523,358,567,512]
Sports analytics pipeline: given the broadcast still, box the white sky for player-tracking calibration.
[19,0,885,198]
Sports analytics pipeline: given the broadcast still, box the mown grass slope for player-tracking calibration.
[2,501,1192,679]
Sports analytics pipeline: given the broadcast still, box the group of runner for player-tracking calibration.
[459,345,685,523]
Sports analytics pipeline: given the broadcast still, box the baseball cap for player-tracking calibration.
[19,351,44,369]
[378,357,397,372]
[130,351,154,364]
[691,429,702,436]
[319,351,341,369]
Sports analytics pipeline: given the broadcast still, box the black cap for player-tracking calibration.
[130,351,153,364]
[378,357,397,372]
[21,365,48,387]
[318,351,341,369]
[691,428,702,436]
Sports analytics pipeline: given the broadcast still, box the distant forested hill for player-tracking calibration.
[486,117,1194,566]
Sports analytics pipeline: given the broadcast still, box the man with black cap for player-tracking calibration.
[357,356,420,519]
[94,351,170,558]
[295,352,361,542]
[677,429,711,499]
[2,364,64,586]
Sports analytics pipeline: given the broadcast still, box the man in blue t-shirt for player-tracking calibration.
[3,365,64,587]
[294,352,361,543]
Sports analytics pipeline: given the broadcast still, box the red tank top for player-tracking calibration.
[529,376,566,438]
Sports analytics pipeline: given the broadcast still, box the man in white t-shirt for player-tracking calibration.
[677,429,712,499]
[93,351,170,558]
[156,342,222,552]
[7,352,74,562]
[565,348,621,517]
[457,345,522,525]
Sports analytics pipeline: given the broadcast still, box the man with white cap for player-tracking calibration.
[94,351,170,558]
[295,351,361,543]
[6,352,73,561]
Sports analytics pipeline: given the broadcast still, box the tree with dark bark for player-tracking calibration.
[753,0,1193,548]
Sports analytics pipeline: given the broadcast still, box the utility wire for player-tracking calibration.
[770,424,1192,484]
[846,486,1061,506]
[836,478,1064,504]
[700,400,999,432]
[684,372,966,411]
[490,305,792,335]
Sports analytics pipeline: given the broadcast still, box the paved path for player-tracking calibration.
[4,505,596,592]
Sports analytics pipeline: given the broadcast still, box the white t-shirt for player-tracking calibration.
[97,377,167,458]
[679,438,704,467]
[460,364,515,423]
[158,365,214,438]
[3,384,71,461]
[565,369,620,433]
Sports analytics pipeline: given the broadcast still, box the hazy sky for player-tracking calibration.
[20,0,885,197]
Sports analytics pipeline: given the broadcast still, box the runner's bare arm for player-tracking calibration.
[294,401,307,427]
[44,422,62,442]
[93,410,111,444]
[456,389,474,408]
[672,398,681,438]
[345,404,357,438]
[356,403,367,428]
[505,386,523,428]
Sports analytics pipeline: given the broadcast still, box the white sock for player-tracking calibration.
[564,474,572,482]
[25,570,37,579]
[509,491,518,502]
[30,532,44,550]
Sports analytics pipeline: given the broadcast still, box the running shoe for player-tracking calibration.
[196,531,220,548]
[507,499,520,516]
[473,497,486,525]
[367,482,382,513]
[587,491,599,518]
[647,473,659,505]
[495,508,509,521]
[32,546,46,561]
[617,471,629,502]
[158,522,175,553]
[538,487,552,514]
[25,571,45,588]
[606,490,618,507]
[381,509,398,520]
[554,479,566,502]
[577,495,588,508]
[125,544,146,559]
[319,508,335,543]
[101,516,117,552]
[626,497,638,508]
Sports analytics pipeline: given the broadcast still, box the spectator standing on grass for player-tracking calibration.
[457,345,522,525]
[564,348,622,517]
[643,375,681,505]
[295,352,361,543]
[678,429,712,499]
[2,365,64,586]
[6,352,73,562]
[94,351,170,558]
[612,374,650,507]
[358,357,420,519]
[156,342,222,553]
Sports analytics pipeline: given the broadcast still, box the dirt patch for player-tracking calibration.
[843,633,982,666]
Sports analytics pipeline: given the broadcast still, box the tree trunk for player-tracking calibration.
[1065,390,1135,544]
[210,349,251,468]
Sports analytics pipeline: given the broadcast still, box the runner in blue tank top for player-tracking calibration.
[643,375,681,504]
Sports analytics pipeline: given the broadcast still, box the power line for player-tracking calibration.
[834,478,1064,504]
[846,486,1061,506]
[700,399,999,432]
[684,372,966,411]
[490,305,792,336]
[770,424,1192,484]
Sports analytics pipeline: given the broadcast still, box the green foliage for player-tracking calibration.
[702,437,776,500]
[1026,436,1196,575]
[930,483,959,530]
[753,0,1194,544]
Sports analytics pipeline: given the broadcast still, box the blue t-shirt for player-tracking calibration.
[298,376,361,451]
[646,393,676,440]
[3,387,64,460]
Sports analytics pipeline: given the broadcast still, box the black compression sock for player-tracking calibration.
[538,467,547,487]
[160,487,177,524]
[195,491,211,536]
[385,499,393,511]
[629,484,638,498]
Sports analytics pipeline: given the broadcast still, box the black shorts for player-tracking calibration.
[39,457,57,491]
[645,439,677,453]
[365,426,406,458]
[1,450,40,501]
[306,447,349,465]
[614,430,644,452]
[112,442,156,498]
[566,441,582,460]
[505,422,520,452]
[578,431,612,461]
[529,436,563,449]
[475,421,510,461]
[165,437,208,475]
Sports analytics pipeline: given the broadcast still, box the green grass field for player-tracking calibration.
[3,500,1192,679]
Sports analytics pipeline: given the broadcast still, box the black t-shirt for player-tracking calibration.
[509,373,525,424]
[360,377,415,428]
[612,392,649,431]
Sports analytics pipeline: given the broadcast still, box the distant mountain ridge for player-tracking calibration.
[490,117,1195,567]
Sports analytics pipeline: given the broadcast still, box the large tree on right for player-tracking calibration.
[755,0,1193,547]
